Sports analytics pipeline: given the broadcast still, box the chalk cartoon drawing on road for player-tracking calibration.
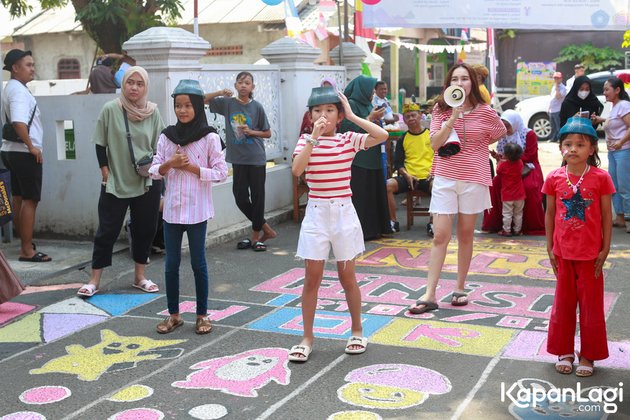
[172,347,291,397]
[30,329,185,381]
[337,364,451,410]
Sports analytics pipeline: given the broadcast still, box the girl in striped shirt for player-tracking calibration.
[288,86,388,362]
[409,63,506,314]
[149,80,228,335]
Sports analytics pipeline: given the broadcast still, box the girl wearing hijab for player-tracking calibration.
[483,110,546,235]
[340,75,391,240]
[78,66,165,298]
[559,75,603,127]
[149,79,227,334]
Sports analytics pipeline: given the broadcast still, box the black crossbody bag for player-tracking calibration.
[123,109,153,177]
[2,105,37,143]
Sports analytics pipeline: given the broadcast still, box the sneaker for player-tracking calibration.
[391,221,400,233]
[498,230,512,237]
[426,222,434,238]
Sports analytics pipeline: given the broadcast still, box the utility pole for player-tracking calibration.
[343,0,349,42]
[336,0,343,65]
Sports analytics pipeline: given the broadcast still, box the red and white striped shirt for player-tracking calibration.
[293,131,368,199]
[149,132,228,224]
[430,103,506,186]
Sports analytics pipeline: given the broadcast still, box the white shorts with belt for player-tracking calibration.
[296,197,365,262]
[429,175,492,215]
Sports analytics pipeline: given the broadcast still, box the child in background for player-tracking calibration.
[497,142,526,237]
[204,72,276,252]
[288,86,389,362]
[150,79,228,335]
[543,116,614,377]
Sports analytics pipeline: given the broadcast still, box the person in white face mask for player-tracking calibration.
[559,75,603,127]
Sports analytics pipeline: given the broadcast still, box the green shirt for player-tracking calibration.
[92,100,164,198]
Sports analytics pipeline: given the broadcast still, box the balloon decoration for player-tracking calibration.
[262,0,284,5]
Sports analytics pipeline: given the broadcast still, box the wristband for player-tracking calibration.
[304,134,319,147]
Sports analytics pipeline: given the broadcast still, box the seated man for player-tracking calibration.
[386,102,434,235]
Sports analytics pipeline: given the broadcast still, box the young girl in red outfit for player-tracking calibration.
[543,116,615,377]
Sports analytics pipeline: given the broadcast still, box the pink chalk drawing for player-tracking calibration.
[281,313,355,335]
[403,324,480,347]
[367,304,406,316]
[496,316,532,329]
[0,412,46,420]
[172,347,291,397]
[19,385,71,405]
[158,303,247,320]
[252,269,618,319]
[503,330,630,370]
[338,364,451,410]
[440,313,498,323]
[0,302,36,326]
[107,408,164,420]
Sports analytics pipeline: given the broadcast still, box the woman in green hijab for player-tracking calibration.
[340,75,392,240]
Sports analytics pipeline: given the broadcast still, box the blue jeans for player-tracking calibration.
[608,148,630,218]
[163,221,208,315]
[549,112,561,141]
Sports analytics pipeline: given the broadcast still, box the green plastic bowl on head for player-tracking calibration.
[307,86,340,107]
[172,79,204,97]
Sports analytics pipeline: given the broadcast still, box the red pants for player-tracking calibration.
[547,256,609,361]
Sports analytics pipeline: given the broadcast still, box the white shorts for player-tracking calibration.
[429,176,491,215]
[296,197,365,262]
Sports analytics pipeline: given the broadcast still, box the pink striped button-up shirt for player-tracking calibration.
[149,132,228,225]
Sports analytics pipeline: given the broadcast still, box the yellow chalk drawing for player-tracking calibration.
[327,411,382,420]
[108,385,154,402]
[30,329,185,381]
[357,238,619,280]
[338,383,425,410]
[370,318,515,356]
[0,313,42,343]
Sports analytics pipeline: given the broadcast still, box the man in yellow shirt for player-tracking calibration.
[386,103,434,235]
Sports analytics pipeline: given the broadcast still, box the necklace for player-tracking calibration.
[565,164,589,193]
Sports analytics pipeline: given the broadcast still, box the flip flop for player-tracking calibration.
[451,292,469,306]
[156,316,184,334]
[237,239,252,250]
[18,251,52,262]
[77,283,99,297]
[288,344,312,362]
[409,300,438,314]
[252,241,267,252]
[345,336,368,355]
[133,279,159,293]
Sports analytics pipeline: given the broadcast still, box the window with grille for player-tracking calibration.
[57,58,80,79]
[207,46,243,56]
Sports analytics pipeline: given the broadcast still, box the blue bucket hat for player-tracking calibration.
[172,79,204,98]
[308,86,340,107]
[558,116,598,141]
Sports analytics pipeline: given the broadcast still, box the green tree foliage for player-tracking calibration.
[555,43,624,72]
[1,0,183,53]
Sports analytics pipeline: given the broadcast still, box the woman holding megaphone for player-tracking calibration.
[409,63,506,314]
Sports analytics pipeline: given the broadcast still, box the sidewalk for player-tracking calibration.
[0,141,629,419]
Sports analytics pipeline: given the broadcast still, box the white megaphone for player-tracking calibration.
[438,86,466,157]
[444,85,465,108]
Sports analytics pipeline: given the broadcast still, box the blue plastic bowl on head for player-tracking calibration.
[172,79,204,97]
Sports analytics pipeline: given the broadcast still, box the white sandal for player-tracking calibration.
[554,354,575,374]
[288,344,312,362]
[345,336,368,355]
[77,283,98,297]
[132,279,159,293]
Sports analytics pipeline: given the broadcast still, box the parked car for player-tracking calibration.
[514,69,630,141]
